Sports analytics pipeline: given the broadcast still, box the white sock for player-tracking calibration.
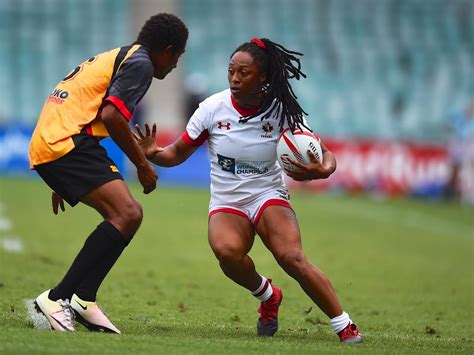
[330,311,352,334]
[251,276,273,301]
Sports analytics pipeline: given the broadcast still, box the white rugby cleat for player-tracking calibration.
[34,290,75,332]
[71,294,121,334]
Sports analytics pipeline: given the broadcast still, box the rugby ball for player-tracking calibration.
[277,128,323,172]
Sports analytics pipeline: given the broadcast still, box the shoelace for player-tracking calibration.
[59,299,75,328]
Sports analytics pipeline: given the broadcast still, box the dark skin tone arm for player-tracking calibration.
[133,123,198,167]
[283,141,337,181]
[51,43,189,214]
[133,121,336,183]
[101,103,157,193]
[51,104,159,214]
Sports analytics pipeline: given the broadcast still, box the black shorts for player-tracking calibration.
[35,134,123,206]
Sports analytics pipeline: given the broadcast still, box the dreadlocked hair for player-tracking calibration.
[231,38,309,132]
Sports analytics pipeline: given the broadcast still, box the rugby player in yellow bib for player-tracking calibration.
[30,13,188,333]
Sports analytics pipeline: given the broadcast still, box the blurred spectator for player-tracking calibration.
[184,72,209,123]
[446,101,474,203]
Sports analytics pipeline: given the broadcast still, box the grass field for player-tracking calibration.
[0,177,472,354]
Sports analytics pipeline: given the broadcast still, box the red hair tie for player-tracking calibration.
[250,37,266,49]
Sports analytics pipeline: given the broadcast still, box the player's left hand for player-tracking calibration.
[51,191,65,215]
[283,150,335,181]
[133,123,164,160]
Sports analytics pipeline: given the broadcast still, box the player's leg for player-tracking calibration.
[77,178,142,302]
[256,205,362,343]
[34,136,139,332]
[75,180,139,302]
[208,211,282,336]
[47,179,140,333]
[71,179,142,333]
[208,212,260,290]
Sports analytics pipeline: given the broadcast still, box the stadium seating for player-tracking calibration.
[0,0,471,142]
[0,0,128,124]
[182,0,473,141]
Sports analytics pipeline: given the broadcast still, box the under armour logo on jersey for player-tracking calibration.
[217,121,231,130]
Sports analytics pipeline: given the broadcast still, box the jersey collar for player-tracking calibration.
[230,94,260,117]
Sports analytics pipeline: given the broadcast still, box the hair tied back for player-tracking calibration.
[250,37,266,49]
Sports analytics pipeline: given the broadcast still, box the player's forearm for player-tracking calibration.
[103,114,149,169]
[150,140,196,167]
[149,144,181,167]
[321,141,336,174]
[322,150,336,174]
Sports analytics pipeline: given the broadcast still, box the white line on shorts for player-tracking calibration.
[24,299,51,330]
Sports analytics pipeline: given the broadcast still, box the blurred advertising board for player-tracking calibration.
[287,138,451,198]
[0,124,31,175]
[0,124,455,198]
[0,124,127,177]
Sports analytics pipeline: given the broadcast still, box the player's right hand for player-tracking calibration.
[133,123,164,160]
[137,163,158,194]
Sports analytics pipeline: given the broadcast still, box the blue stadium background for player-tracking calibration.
[0,0,472,194]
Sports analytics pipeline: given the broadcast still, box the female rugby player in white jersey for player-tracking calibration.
[135,38,362,343]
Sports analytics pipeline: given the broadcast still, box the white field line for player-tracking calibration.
[24,299,51,330]
[0,201,23,252]
[0,217,12,231]
[2,237,23,253]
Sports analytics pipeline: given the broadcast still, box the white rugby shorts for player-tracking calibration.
[208,189,292,227]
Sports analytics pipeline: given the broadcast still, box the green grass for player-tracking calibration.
[0,177,473,354]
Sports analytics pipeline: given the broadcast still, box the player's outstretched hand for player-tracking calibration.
[137,163,158,194]
[283,150,335,181]
[133,123,164,160]
[51,191,65,215]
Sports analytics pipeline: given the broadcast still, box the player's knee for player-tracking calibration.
[214,244,245,265]
[120,200,143,231]
[276,249,307,274]
[131,200,144,227]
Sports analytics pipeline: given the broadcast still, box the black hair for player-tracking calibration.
[136,13,188,53]
[231,38,309,132]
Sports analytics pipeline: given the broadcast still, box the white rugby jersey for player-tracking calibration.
[182,89,290,206]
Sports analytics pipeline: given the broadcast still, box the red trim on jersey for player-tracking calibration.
[104,96,132,121]
[231,95,260,117]
[208,208,250,221]
[181,130,209,147]
[84,124,93,135]
[254,199,293,227]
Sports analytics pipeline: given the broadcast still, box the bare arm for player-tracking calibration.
[101,103,157,193]
[151,138,198,167]
[134,123,200,167]
[320,141,337,174]
[284,140,337,181]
